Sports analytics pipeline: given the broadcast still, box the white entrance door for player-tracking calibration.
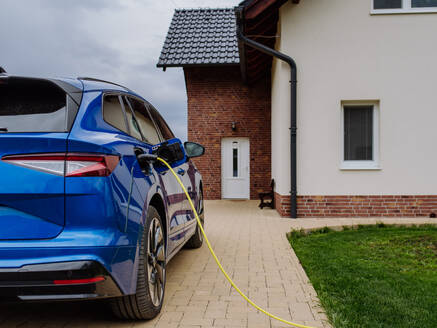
[221,138,250,199]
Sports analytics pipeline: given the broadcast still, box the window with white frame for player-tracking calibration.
[372,0,437,13]
[341,102,380,170]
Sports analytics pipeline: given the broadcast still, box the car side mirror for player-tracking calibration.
[184,142,205,158]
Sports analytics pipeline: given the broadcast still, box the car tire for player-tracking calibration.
[110,205,166,320]
[185,189,204,249]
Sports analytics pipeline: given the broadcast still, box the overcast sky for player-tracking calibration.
[0,0,240,140]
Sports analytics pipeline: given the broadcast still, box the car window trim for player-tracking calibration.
[117,95,131,135]
[119,93,168,143]
[102,91,169,145]
[121,96,146,142]
[101,92,130,135]
[146,103,175,141]
[121,93,165,142]
[144,103,165,142]
[123,95,153,144]
[124,95,164,145]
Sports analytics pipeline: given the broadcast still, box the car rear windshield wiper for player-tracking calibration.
[0,128,8,132]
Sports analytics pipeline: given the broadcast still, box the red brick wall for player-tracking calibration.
[275,192,290,217]
[275,193,437,218]
[185,66,271,200]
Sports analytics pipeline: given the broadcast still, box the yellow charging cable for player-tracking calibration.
[157,157,318,328]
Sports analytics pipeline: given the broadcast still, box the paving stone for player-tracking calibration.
[212,318,247,327]
[204,309,226,319]
[179,316,213,326]
[206,301,228,310]
[18,201,437,327]
[290,302,315,321]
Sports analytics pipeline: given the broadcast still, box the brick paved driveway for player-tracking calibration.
[1,200,434,328]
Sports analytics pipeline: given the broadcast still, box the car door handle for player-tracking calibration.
[177,168,185,176]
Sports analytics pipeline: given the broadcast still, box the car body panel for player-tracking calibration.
[0,76,203,300]
[181,160,202,239]
[0,134,67,240]
[153,137,190,256]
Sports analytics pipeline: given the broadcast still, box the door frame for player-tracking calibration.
[221,137,250,199]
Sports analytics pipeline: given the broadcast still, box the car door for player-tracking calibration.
[147,105,196,240]
[126,97,186,255]
[99,94,152,237]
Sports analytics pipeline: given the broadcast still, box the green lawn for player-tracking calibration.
[288,225,437,328]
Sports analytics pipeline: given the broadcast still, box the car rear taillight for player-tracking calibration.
[1,153,120,177]
[65,154,120,177]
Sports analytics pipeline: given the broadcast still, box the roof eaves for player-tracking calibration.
[157,62,240,68]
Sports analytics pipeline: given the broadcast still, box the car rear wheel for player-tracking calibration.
[185,189,204,249]
[111,205,165,320]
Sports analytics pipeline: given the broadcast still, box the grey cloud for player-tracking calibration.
[1,0,240,141]
[35,0,123,11]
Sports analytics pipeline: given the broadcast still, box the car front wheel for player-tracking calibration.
[111,205,166,320]
[185,189,204,249]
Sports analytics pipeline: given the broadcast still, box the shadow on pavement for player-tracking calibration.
[0,251,188,328]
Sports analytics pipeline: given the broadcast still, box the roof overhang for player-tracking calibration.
[236,0,300,83]
[156,63,239,69]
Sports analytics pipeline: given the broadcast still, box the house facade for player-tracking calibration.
[157,8,273,201]
[158,0,437,218]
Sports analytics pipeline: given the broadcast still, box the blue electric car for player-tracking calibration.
[0,74,205,319]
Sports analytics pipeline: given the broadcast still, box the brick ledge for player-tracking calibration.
[274,193,437,218]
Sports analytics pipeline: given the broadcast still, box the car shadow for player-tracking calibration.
[0,301,124,327]
[0,250,191,327]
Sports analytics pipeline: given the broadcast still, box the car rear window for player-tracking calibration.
[0,78,69,133]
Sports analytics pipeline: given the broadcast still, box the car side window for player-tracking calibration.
[102,95,129,134]
[125,97,161,145]
[120,97,143,141]
[147,105,175,141]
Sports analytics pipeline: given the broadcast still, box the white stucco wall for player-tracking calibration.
[271,0,437,196]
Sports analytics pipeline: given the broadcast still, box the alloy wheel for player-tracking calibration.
[198,191,204,215]
[198,191,204,242]
[147,217,165,307]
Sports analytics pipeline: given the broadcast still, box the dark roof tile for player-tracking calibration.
[157,8,239,67]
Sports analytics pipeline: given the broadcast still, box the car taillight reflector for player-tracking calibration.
[1,153,120,177]
[53,276,106,285]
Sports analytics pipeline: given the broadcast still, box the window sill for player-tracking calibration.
[340,162,381,171]
[371,8,437,15]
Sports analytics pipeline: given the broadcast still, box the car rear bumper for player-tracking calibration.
[0,260,123,302]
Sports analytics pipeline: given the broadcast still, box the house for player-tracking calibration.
[157,0,437,218]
